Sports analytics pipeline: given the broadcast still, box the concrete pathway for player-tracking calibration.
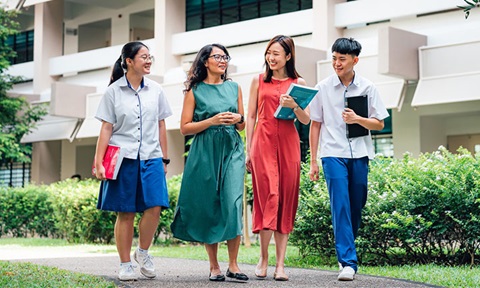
[1,246,441,288]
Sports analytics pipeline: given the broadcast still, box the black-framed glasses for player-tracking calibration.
[209,54,231,63]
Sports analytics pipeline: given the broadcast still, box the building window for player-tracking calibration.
[0,162,31,187]
[5,30,34,65]
[295,121,310,162]
[372,134,394,157]
[371,109,393,157]
[186,0,313,31]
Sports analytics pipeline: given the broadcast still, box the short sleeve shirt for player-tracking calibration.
[95,75,173,160]
[309,73,389,159]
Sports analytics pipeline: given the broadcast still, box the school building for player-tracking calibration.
[2,0,480,186]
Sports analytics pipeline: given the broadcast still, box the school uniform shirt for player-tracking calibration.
[309,73,389,159]
[95,75,172,160]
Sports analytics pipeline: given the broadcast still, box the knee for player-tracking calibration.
[144,206,161,218]
[117,212,136,223]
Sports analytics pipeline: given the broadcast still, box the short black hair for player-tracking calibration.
[331,38,362,56]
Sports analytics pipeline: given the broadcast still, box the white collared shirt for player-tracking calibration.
[95,75,173,160]
[309,73,389,159]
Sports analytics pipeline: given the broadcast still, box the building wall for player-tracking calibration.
[392,83,421,158]
[11,0,480,185]
[31,141,61,185]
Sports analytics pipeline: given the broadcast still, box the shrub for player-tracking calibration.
[289,158,334,258]
[0,185,58,238]
[291,147,480,266]
[152,173,181,244]
[47,179,116,244]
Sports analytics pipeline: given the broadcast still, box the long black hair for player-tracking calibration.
[183,43,230,93]
[109,41,149,86]
[263,35,301,83]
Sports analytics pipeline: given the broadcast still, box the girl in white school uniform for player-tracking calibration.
[94,41,172,281]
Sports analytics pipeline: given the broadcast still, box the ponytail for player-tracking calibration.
[109,56,124,86]
[108,41,149,86]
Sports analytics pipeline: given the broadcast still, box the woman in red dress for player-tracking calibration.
[246,35,310,281]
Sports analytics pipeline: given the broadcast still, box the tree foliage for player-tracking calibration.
[458,0,479,19]
[0,8,47,163]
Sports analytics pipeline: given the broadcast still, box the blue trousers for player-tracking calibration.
[321,157,368,272]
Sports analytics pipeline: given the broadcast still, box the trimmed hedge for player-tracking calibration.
[290,147,480,266]
[2,147,479,266]
[0,185,59,238]
[0,176,181,244]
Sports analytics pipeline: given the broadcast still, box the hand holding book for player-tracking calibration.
[274,83,319,120]
[92,145,125,180]
[344,95,369,138]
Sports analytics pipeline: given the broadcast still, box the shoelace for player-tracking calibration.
[123,264,137,272]
[141,254,154,267]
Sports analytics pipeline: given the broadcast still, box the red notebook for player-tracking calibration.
[91,145,125,180]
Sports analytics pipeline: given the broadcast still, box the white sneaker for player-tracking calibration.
[338,266,355,281]
[118,263,137,281]
[134,249,156,278]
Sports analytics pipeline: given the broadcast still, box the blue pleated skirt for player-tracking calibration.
[97,157,169,212]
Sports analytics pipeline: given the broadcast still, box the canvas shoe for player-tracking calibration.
[118,263,137,281]
[134,249,156,278]
[338,266,355,281]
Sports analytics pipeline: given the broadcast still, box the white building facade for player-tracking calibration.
[3,0,480,186]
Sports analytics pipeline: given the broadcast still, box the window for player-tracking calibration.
[5,30,34,65]
[371,109,393,157]
[0,162,31,187]
[186,0,313,31]
[295,121,310,162]
[372,135,394,157]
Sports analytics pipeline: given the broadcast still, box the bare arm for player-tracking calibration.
[342,108,385,131]
[235,85,246,131]
[94,121,113,180]
[245,76,259,172]
[309,120,321,181]
[180,89,242,136]
[292,78,310,125]
[159,119,168,173]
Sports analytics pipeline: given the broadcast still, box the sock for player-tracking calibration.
[120,261,132,267]
[137,247,148,254]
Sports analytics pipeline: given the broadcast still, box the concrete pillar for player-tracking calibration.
[392,83,421,158]
[33,0,63,97]
[154,0,185,76]
[312,0,343,52]
[31,141,61,185]
[111,12,129,46]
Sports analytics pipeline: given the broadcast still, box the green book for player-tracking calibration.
[274,83,319,120]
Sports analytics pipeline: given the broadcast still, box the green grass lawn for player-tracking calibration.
[1,238,479,287]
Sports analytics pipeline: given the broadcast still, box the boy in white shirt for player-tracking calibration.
[308,38,389,281]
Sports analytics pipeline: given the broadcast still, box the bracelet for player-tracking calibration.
[293,105,300,112]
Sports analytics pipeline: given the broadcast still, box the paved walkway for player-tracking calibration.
[1,246,441,288]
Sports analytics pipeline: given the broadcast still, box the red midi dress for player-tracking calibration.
[250,75,301,234]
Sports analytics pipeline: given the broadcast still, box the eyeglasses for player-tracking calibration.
[138,54,154,62]
[209,54,231,63]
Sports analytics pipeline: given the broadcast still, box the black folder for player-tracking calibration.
[345,95,368,138]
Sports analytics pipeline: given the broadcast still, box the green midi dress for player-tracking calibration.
[170,81,245,244]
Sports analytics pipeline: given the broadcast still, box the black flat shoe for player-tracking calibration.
[209,273,225,282]
[226,268,249,281]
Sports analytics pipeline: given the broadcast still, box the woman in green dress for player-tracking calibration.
[170,43,248,282]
